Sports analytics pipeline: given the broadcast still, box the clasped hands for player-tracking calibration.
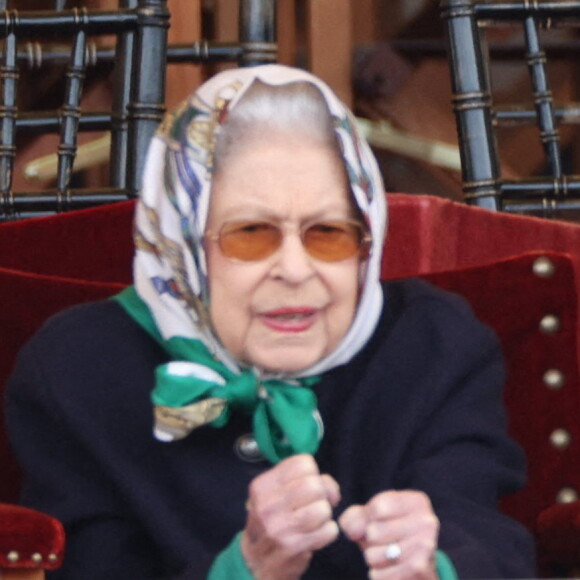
[241,454,440,580]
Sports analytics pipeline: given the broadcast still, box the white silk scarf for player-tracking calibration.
[132,64,387,383]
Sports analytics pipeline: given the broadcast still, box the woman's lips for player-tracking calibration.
[259,307,318,333]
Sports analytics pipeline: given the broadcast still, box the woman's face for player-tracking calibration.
[205,137,361,374]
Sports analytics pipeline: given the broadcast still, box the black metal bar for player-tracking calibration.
[391,37,580,58]
[503,198,580,216]
[501,176,580,198]
[1,42,112,68]
[1,189,129,221]
[56,18,87,212]
[167,42,243,63]
[125,0,169,198]
[440,0,502,210]
[494,104,580,125]
[14,112,111,133]
[0,0,280,220]
[523,13,563,180]
[0,27,17,218]
[110,0,136,190]
[501,179,580,218]
[0,9,138,36]
[239,0,277,66]
[1,41,249,69]
[475,1,580,22]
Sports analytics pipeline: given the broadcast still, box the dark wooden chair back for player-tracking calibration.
[441,0,580,218]
[0,0,276,221]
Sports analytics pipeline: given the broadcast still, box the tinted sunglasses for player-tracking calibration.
[205,219,371,262]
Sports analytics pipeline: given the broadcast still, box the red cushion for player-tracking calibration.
[537,501,580,566]
[0,503,65,569]
[0,200,134,283]
[0,202,134,502]
[384,194,580,283]
[413,251,580,533]
[0,268,126,502]
[384,195,580,365]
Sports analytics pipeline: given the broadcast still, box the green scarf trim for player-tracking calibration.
[207,534,458,580]
[113,287,322,464]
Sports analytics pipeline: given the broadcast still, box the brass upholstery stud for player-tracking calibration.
[550,428,571,449]
[556,487,579,504]
[532,256,556,278]
[539,314,561,334]
[48,553,59,563]
[543,369,565,390]
[31,552,43,564]
[7,550,20,562]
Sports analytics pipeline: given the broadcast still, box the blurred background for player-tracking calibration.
[8,0,580,206]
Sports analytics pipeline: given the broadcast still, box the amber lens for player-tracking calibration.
[216,220,368,262]
[218,221,282,260]
[304,221,365,262]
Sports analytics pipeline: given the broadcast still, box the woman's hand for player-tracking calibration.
[339,490,439,580]
[241,454,341,580]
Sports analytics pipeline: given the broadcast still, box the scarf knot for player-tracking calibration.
[112,284,325,465]
[226,372,262,413]
[149,358,322,463]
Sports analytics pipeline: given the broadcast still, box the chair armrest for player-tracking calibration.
[0,504,65,570]
[537,500,580,567]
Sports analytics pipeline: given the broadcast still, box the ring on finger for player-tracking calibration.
[384,541,402,563]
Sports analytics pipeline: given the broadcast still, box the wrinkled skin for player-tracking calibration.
[241,455,341,580]
[340,490,439,580]
[240,455,439,580]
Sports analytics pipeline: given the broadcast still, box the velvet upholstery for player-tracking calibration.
[0,504,65,571]
[424,251,580,574]
[2,194,580,575]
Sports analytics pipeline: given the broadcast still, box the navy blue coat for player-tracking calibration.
[5,279,535,579]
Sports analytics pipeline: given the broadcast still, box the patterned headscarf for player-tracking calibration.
[115,65,387,463]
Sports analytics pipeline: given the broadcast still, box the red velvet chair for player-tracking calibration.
[2,194,580,576]
[384,195,580,575]
[0,504,65,580]
[0,202,132,578]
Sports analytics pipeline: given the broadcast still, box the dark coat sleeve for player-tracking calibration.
[5,303,217,580]
[400,300,536,579]
[7,348,160,577]
[316,279,536,579]
[407,326,534,579]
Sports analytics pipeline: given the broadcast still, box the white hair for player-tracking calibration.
[213,79,341,173]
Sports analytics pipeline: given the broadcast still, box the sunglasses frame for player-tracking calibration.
[205,218,372,262]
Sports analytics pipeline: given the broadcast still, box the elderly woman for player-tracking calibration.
[6,65,534,580]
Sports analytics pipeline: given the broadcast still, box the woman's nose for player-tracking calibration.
[271,231,315,283]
